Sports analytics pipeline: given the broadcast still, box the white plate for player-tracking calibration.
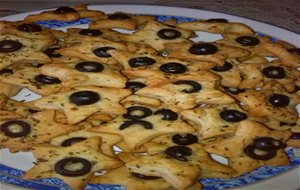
[0,5,299,190]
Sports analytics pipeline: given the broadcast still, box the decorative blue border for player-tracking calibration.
[1,15,295,189]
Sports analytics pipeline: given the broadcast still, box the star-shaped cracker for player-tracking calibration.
[238,90,299,123]
[136,74,235,110]
[0,110,81,152]
[89,104,195,150]
[204,120,291,176]
[58,37,130,64]
[118,20,194,51]
[176,19,254,34]
[30,86,131,124]
[125,142,234,189]
[89,12,156,30]
[40,59,127,88]
[50,122,122,157]
[163,41,250,66]
[181,103,266,139]
[0,65,63,95]
[22,137,121,190]
[0,34,52,69]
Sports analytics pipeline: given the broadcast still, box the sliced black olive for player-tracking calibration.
[108,13,131,20]
[262,66,286,79]
[244,145,276,160]
[154,109,178,121]
[125,81,146,92]
[78,29,103,36]
[131,172,161,180]
[0,69,14,75]
[119,120,153,130]
[164,146,192,162]
[128,57,156,68]
[173,80,202,93]
[53,6,77,14]
[222,86,245,94]
[235,36,260,46]
[206,18,228,23]
[157,29,182,40]
[0,120,31,138]
[55,157,92,177]
[212,62,233,72]
[0,40,22,52]
[123,106,153,120]
[75,61,104,72]
[93,47,115,57]
[43,47,62,58]
[290,85,299,93]
[159,62,187,74]
[69,91,100,106]
[172,134,198,145]
[287,48,300,56]
[61,137,87,147]
[269,94,290,107]
[290,133,300,139]
[34,74,61,84]
[253,137,286,150]
[188,43,218,55]
[27,109,40,114]
[17,23,42,32]
[220,109,247,122]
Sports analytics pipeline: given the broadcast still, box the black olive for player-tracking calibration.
[125,81,146,92]
[53,6,77,14]
[128,57,156,68]
[206,18,228,23]
[0,69,14,75]
[27,109,40,114]
[212,62,233,72]
[119,120,153,130]
[253,137,285,150]
[287,48,300,56]
[93,47,115,57]
[220,109,248,122]
[0,120,31,138]
[290,85,299,93]
[75,61,104,72]
[69,91,100,106]
[154,109,178,121]
[164,146,192,162]
[290,133,300,140]
[43,47,62,58]
[222,86,245,94]
[61,137,87,147]
[0,40,22,53]
[159,62,187,74]
[17,23,42,32]
[235,36,260,46]
[157,29,182,40]
[123,106,153,120]
[244,145,277,160]
[131,173,161,180]
[78,29,103,36]
[262,66,286,79]
[55,157,92,176]
[34,74,61,84]
[108,13,131,20]
[173,80,202,93]
[172,134,198,145]
[188,43,218,55]
[269,94,290,107]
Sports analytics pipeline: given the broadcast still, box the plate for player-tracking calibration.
[0,4,299,190]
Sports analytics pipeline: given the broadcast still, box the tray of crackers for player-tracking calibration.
[0,4,299,190]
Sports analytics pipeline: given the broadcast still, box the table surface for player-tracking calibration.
[0,0,300,34]
[0,1,299,190]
